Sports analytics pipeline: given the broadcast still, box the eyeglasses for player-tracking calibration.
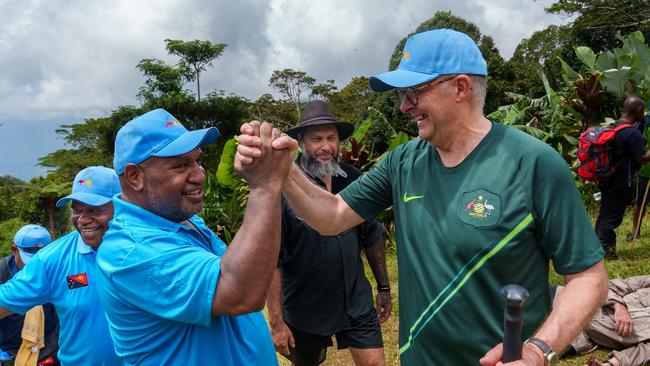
[19,245,44,255]
[397,75,457,106]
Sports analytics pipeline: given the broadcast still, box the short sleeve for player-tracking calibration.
[0,256,51,314]
[359,220,384,249]
[110,237,221,326]
[619,128,644,158]
[530,149,604,274]
[339,152,394,222]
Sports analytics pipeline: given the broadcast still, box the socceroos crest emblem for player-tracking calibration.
[458,189,501,227]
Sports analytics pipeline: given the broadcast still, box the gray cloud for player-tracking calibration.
[0,0,568,179]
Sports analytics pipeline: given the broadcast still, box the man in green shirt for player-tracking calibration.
[236,29,608,365]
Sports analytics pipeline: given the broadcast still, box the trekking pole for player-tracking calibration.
[632,178,650,241]
[501,284,529,363]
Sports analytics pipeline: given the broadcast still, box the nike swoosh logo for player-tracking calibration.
[403,192,424,203]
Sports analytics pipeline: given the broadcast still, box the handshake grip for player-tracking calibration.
[234,121,296,189]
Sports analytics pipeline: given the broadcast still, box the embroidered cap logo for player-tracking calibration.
[165,119,182,128]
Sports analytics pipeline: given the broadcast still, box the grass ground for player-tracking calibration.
[274,206,649,365]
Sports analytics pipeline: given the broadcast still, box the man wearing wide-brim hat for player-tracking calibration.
[267,100,390,366]
[237,28,608,366]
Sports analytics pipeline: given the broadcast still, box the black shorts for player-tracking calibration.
[284,310,383,366]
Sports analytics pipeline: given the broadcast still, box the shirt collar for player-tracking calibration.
[113,195,199,234]
[7,254,19,276]
[75,233,95,254]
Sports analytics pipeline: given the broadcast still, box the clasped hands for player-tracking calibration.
[233,121,298,190]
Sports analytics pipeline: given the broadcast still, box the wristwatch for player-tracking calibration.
[524,337,557,366]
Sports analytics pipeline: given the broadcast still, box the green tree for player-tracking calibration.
[39,106,142,179]
[507,25,574,96]
[311,79,338,100]
[547,0,650,53]
[0,175,25,222]
[249,93,297,131]
[385,11,511,114]
[326,76,371,124]
[164,39,227,101]
[14,176,70,239]
[269,69,316,118]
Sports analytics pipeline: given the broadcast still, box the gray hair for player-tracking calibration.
[440,74,486,112]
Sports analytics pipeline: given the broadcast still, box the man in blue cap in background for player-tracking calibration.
[95,108,296,365]
[236,29,608,365]
[0,166,121,366]
[0,224,59,365]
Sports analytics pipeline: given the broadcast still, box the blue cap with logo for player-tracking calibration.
[14,224,52,264]
[56,166,121,208]
[369,28,488,92]
[113,108,219,175]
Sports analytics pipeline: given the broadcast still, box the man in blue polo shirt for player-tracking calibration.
[0,166,121,366]
[95,108,295,365]
[0,224,59,365]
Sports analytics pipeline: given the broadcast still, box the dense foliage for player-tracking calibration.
[3,1,650,245]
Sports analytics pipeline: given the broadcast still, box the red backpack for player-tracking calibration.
[577,123,634,181]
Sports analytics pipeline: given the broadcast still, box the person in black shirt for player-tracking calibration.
[595,97,650,259]
[266,101,390,366]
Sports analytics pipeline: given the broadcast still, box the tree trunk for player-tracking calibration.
[196,70,201,101]
[45,200,56,240]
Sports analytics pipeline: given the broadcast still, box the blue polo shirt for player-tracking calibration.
[0,232,120,366]
[95,197,276,365]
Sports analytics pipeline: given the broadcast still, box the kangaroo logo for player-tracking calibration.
[459,189,501,227]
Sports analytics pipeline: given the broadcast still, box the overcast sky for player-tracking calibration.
[0,0,571,180]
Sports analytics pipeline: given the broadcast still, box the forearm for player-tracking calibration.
[283,164,363,235]
[0,306,13,319]
[215,187,283,315]
[365,238,389,288]
[266,268,285,327]
[532,261,608,356]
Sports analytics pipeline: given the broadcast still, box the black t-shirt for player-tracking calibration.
[278,162,384,336]
[600,124,644,189]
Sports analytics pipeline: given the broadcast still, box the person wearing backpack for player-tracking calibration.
[594,97,650,259]
[626,101,650,242]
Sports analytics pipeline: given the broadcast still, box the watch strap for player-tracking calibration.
[524,337,557,366]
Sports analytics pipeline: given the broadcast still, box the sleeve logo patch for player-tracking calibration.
[67,273,89,289]
[458,189,501,227]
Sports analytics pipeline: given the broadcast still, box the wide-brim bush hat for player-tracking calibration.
[286,100,354,140]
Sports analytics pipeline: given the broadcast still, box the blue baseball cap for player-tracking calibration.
[14,224,51,264]
[113,108,219,175]
[369,28,488,92]
[56,166,121,208]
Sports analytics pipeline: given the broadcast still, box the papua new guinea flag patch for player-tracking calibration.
[67,273,88,289]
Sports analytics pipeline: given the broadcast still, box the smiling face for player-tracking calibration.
[301,124,339,163]
[71,201,114,249]
[399,76,458,146]
[139,148,206,222]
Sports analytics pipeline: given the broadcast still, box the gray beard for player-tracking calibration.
[301,151,343,178]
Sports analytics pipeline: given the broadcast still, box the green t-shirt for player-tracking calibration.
[339,122,604,365]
